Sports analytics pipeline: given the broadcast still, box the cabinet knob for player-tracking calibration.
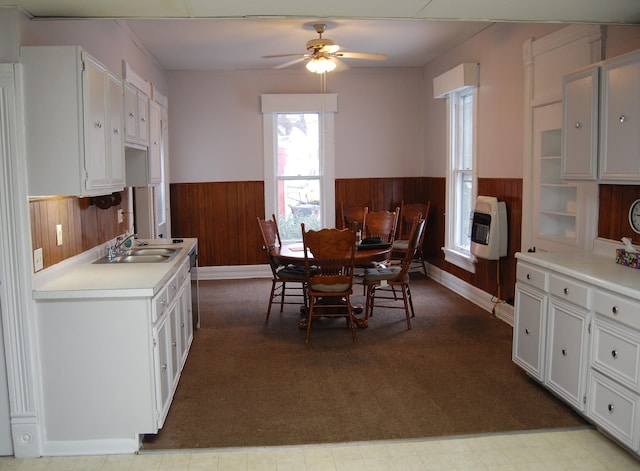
[561,348,567,356]
[113,128,120,135]
[141,117,146,122]
[94,121,103,128]
[612,306,618,315]
[608,403,615,413]
[574,121,581,129]
[172,342,177,347]
[129,112,135,118]
[162,364,167,370]
[525,328,530,335]
[526,273,531,280]
[612,350,618,359]
[619,115,626,123]
[563,287,569,295]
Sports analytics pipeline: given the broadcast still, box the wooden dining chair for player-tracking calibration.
[257,214,308,323]
[362,207,399,245]
[339,202,368,233]
[363,217,425,330]
[391,201,430,276]
[301,224,358,344]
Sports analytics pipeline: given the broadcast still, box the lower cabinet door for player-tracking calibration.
[153,314,172,429]
[546,298,589,411]
[588,370,640,451]
[513,283,547,381]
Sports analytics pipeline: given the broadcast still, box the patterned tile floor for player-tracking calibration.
[0,428,638,470]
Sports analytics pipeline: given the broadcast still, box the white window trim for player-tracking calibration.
[261,94,337,231]
[442,86,478,273]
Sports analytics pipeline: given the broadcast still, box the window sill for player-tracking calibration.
[442,247,476,273]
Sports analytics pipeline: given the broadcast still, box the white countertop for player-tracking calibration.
[32,238,197,300]
[516,247,640,301]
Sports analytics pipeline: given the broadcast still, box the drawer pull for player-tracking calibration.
[525,328,530,335]
[608,403,615,413]
[611,350,618,359]
[526,273,531,280]
[619,115,626,123]
[574,121,581,129]
[612,306,618,315]
[162,364,167,370]
[563,287,569,295]
[562,348,567,356]
[172,342,177,347]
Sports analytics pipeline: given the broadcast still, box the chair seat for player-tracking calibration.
[310,283,351,293]
[276,265,308,280]
[364,266,402,282]
[392,239,409,250]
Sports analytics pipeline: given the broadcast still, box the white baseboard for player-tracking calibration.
[196,263,514,326]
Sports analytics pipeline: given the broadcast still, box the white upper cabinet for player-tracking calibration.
[562,66,599,180]
[148,99,162,185]
[599,49,640,182]
[124,81,149,147]
[108,72,125,188]
[21,46,125,197]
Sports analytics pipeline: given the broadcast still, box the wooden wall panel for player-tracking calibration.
[29,191,129,271]
[170,181,265,267]
[599,184,640,245]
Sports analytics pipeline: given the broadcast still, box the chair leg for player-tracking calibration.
[280,282,286,312]
[407,284,416,318]
[305,295,315,344]
[401,284,412,330]
[345,294,357,342]
[364,284,375,319]
[266,279,277,324]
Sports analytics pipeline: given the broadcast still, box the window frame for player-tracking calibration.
[443,86,478,273]
[261,94,337,241]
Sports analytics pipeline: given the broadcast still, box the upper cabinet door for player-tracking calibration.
[562,66,599,180]
[108,73,125,188]
[599,50,640,182]
[84,55,110,191]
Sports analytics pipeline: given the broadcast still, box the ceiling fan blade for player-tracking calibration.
[335,52,387,61]
[263,53,306,58]
[273,56,309,69]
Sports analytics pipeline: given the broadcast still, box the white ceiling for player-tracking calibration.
[3,0,640,71]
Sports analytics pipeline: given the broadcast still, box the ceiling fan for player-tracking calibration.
[265,24,387,74]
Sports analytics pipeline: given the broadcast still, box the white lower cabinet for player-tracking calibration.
[35,256,193,454]
[514,252,640,457]
[546,298,589,411]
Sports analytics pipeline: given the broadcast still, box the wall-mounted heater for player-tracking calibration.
[471,196,508,260]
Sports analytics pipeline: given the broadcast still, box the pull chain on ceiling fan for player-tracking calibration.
[264,23,387,74]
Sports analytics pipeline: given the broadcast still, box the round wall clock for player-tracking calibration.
[629,199,640,234]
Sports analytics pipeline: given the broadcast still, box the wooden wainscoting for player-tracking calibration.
[170,177,521,305]
[599,184,640,245]
[29,191,129,271]
[170,181,266,267]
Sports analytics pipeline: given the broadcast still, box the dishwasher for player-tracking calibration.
[188,245,200,330]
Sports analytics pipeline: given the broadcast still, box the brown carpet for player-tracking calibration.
[142,275,587,450]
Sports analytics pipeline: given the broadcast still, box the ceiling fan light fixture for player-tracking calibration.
[306,56,336,74]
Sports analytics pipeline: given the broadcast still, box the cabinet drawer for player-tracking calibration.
[153,286,168,323]
[516,262,548,291]
[588,370,640,450]
[592,318,640,390]
[595,289,640,331]
[549,274,591,309]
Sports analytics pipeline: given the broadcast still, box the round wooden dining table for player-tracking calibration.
[270,242,391,267]
[270,242,391,328]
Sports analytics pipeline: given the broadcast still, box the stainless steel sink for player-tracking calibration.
[121,248,178,256]
[94,247,179,264]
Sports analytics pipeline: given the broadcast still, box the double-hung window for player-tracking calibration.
[434,64,479,273]
[261,94,337,242]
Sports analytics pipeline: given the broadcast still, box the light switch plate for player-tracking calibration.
[56,224,63,246]
[118,209,124,224]
[34,248,43,272]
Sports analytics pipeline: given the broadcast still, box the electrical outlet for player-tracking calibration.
[56,224,63,246]
[34,248,43,272]
[117,209,124,224]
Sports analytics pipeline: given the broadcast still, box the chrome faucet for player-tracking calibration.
[106,233,136,259]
